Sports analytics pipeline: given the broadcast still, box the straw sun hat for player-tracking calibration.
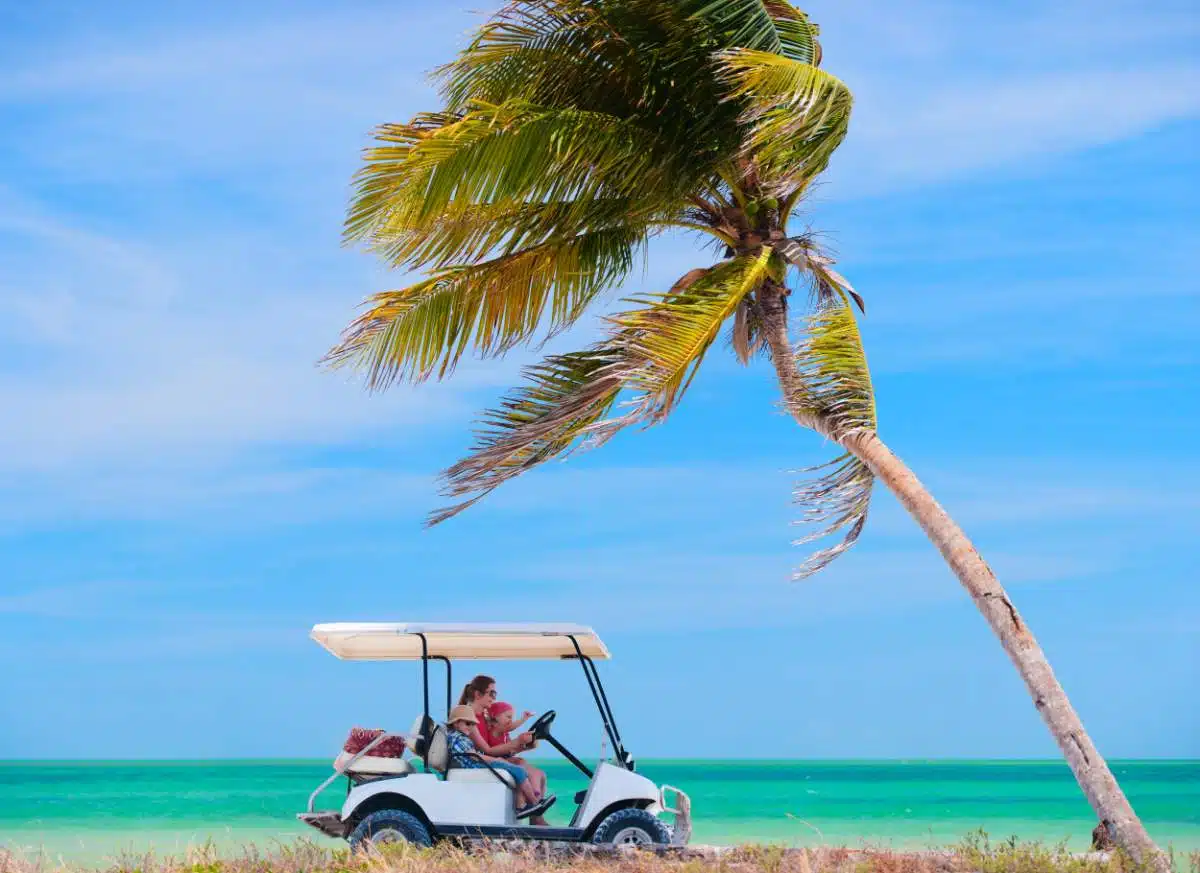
[448,705,478,725]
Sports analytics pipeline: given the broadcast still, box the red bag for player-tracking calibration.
[343,727,406,758]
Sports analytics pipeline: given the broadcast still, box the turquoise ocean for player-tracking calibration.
[2,760,1197,865]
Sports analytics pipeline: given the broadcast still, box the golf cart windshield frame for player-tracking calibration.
[412,631,633,774]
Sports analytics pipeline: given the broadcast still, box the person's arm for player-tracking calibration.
[468,724,527,757]
[510,711,535,730]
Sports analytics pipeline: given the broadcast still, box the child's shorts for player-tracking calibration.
[489,760,528,785]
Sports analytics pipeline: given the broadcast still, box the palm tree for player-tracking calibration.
[324,1,1164,865]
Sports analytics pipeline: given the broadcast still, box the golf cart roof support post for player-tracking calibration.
[417,632,430,774]
[430,655,452,717]
[567,634,628,769]
[583,653,631,768]
[583,653,624,749]
[417,632,430,720]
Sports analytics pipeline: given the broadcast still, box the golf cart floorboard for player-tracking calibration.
[297,811,347,839]
[437,824,586,842]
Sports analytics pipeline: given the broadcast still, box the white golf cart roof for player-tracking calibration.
[311,622,610,661]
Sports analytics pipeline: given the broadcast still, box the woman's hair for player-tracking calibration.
[458,674,495,706]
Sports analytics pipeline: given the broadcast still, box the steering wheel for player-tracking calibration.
[529,710,557,740]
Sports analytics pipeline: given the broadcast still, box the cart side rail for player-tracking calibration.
[307,732,416,812]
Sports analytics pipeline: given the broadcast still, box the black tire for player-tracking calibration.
[590,807,671,847]
[348,809,432,851]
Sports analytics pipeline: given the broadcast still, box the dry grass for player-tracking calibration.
[1,837,1196,873]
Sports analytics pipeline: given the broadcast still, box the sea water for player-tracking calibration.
[2,760,1197,865]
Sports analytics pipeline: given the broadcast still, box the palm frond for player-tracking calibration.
[761,1,822,64]
[434,0,749,206]
[345,100,688,248]
[788,293,877,578]
[777,235,865,313]
[717,49,852,195]
[681,0,820,64]
[790,452,872,579]
[367,195,651,272]
[429,252,769,521]
[612,248,773,423]
[729,296,767,364]
[430,343,631,525]
[324,225,646,388]
[436,1,627,113]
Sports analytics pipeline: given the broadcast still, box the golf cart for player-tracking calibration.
[298,622,691,849]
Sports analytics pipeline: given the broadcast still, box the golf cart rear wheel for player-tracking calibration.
[591,807,671,846]
[348,810,432,850]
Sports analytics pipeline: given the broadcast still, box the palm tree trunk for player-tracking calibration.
[755,287,1166,869]
[844,431,1165,868]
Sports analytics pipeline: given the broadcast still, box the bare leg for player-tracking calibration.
[510,757,547,800]
[514,780,537,810]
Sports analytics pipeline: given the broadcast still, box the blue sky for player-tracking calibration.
[0,0,1197,761]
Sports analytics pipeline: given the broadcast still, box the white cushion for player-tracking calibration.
[334,751,415,775]
[425,725,450,773]
[447,767,515,788]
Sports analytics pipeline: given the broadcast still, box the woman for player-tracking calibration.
[457,675,551,823]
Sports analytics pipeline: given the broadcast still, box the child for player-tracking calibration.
[482,701,534,746]
[445,705,552,820]
[486,702,548,803]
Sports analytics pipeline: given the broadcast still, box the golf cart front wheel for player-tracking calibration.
[591,807,671,846]
[348,810,432,850]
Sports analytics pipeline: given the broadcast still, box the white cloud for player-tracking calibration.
[0,7,476,185]
[844,66,1200,191]
[0,205,482,474]
[808,0,1200,194]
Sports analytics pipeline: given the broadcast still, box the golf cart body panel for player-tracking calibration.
[571,761,660,829]
[339,762,661,834]
[299,621,690,847]
[342,773,518,827]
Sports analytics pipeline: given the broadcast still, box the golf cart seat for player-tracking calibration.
[335,727,415,777]
[333,751,416,776]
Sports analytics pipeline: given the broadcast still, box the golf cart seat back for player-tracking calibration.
[419,722,451,774]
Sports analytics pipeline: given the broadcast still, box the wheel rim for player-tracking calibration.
[369,827,406,845]
[611,826,653,846]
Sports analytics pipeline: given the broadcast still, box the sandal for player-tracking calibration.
[516,794,556,820]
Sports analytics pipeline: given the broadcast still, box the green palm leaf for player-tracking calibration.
[682,0,821,64]
[324,225,646,388]
[431,342,631,524]
[612,248,774,423]
[367,195,652,273]
[717,48,853,196]
[346,100,692,247]
[437,1,624,113]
